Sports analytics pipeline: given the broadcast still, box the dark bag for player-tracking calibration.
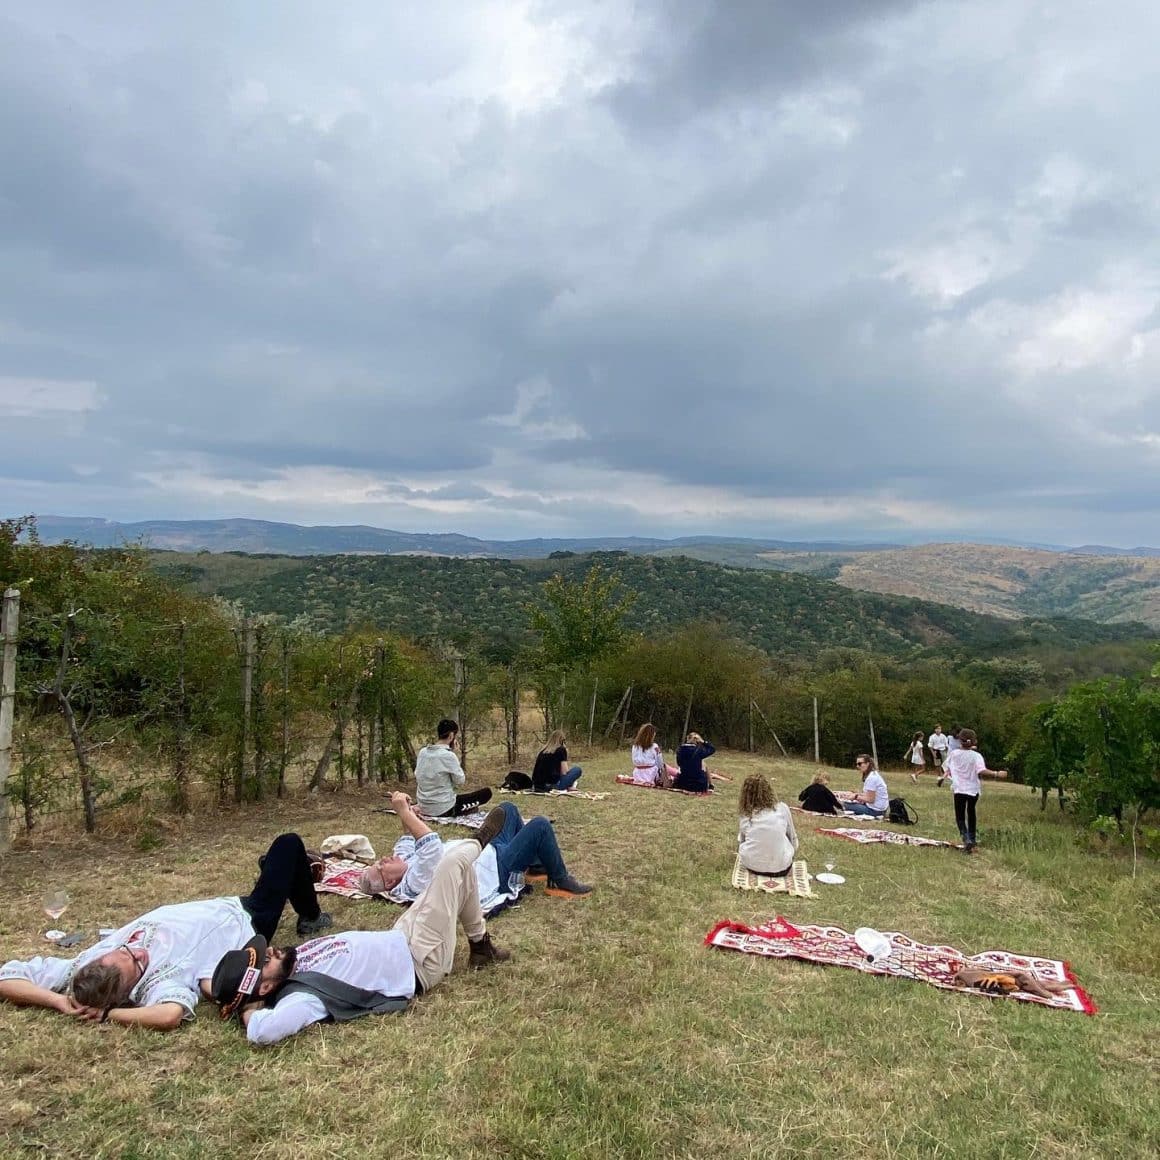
[501,770,533,791]
[888,797,918,825]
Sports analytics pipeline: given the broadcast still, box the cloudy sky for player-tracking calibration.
[3,0,1159,547]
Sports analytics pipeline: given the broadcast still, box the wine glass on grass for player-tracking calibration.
[43,889,70,925]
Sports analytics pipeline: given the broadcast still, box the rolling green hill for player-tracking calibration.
[151,549,1149,659]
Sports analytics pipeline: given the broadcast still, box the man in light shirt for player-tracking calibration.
[361,794,593,904]
[413,718,493,817]
[208,828,511,1045]
[845,754,889,818]
[928,724,949,769]
[0,833,332,1030]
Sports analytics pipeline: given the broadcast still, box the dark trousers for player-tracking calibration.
[432,788,493,817]
[240,832,322,940]
[491,802,568,884]
[953,793,979,844]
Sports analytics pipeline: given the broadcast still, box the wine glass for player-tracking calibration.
[824,862,835,875]
[43,889,70,924]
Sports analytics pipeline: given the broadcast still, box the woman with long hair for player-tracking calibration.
[532,728,583,793]
[738,774,798,876]
[630,723,677,787]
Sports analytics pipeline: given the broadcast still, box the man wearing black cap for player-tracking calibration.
[0,833,332,1030]
[207,830,510,1045]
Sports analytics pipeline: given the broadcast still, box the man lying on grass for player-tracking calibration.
[0,833,333,1031]
[363,793,593,901]
[207,829,511,1045]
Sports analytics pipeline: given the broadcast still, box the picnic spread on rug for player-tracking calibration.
[731,856,816,898]
[704,916,1096,1014]
[817,827,962,848]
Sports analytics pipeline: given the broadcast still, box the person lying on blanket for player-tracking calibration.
[738,775,799,877]
[672,732,716,793]
[845,754,889,817]
[797,771,844,815]
[361,793,593,901]
[207,835,511,1045]
[0,833,333,1031]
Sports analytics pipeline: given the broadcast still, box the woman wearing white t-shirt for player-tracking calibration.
[944,728,1006,852]
[846,754,889,817]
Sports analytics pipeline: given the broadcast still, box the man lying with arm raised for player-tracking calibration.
[206,825,512,1045]
[363,793,593,902]
[0,833,332,1031]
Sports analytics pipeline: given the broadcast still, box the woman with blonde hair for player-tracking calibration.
[630,723,677,787]
[532,728,583,794]
[796,770,843,815]
[738,775,798,876]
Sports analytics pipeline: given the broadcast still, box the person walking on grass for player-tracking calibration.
[738,775,799,876]
[937,727,962,787]
[846,754,889,817]
[0,833,332,1031]
[531,729,583,794]
[944,728,1007,853]
[904,731,927,784]
[414,718,493,817]
[928,724,949,771]
[208,825,511,1046]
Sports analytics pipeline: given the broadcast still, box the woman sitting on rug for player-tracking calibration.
[738,775,798,877]
[630,723,678,787]
[531,729,583,794]
[672,731,716,793]
[797,771,844,815]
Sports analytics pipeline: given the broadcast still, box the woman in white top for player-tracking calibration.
[846,754,889,817]
[904,732,926,784]
[630,723,677,787]
[737,775,798,876]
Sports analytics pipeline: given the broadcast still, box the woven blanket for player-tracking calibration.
[818,827,960,848]
[420,810,489,829]
[500,788,611,801]
[614,774,712,797]
[705,917,1096,1014]
[315,858,377,900]
[731,856,815,898]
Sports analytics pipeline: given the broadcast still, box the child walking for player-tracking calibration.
[904,731,926,784]
[943,728,1006,853]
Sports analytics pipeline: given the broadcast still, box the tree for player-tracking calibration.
[527,564,636,671]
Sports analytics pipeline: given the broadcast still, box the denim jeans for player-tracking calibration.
[556,765,582,791]
[844,802,885,817]
[491,802,568,883]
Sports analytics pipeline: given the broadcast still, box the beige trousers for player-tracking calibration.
[394,838,486,993]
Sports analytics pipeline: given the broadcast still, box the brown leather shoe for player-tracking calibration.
[476,805,508,850]
[468,933,512,970]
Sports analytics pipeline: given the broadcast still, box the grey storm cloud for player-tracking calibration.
[2,0,1160,546]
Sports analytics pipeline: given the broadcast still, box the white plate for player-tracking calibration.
[45,929,66,941]
[815,872,846,885]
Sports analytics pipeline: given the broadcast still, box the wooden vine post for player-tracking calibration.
[0,588,20,853]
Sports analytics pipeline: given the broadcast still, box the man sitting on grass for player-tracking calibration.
[0,833,332,1031]
[361,794,592,903]
[414,718,493,817]
[207,829,511,1045]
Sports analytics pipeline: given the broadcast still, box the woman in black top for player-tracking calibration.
[531,730,583,793]
[797,771,844,815]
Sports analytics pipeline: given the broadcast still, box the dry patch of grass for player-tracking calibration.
[1,749,1157,1159]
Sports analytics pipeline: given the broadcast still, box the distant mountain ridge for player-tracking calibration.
[28,515,897,557]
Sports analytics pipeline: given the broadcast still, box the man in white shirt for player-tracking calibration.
[928,725,949,769]
[208,832,511,1045]
[414,718,493,817]
[845,755,889,817]
[360,795,592,904]
[0,833,332,1030]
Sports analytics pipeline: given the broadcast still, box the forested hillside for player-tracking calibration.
[153,549,1148,659]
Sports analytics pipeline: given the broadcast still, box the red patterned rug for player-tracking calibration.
[817,827,961,848]
[705,917,1096,1014]
[614,774,712,797]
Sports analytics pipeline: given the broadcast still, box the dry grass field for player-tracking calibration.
[1,747,1157,1159]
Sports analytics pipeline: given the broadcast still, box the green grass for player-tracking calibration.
[1,751,1156,1159]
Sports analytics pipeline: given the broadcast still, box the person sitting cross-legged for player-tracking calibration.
[845,754,889,817]
[362,794,592,902]
[672,732,716,793]
[207,833,510,1045]
[0,833,332,1031]
[414,718,493,817]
